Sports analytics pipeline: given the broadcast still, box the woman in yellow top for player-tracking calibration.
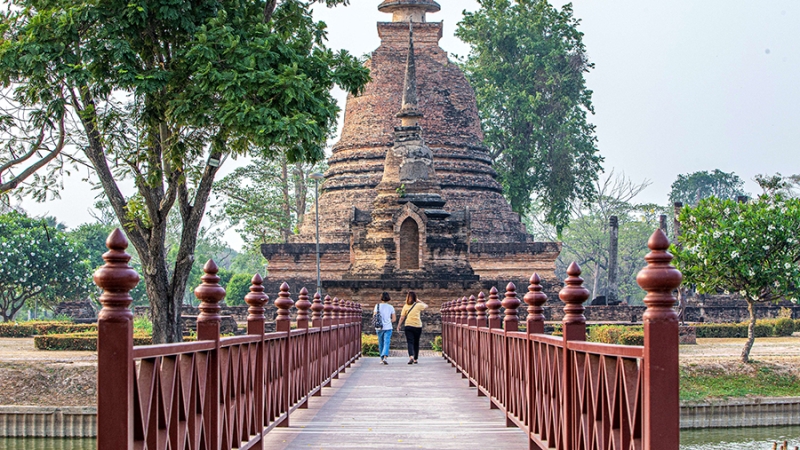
[396,291,428,365]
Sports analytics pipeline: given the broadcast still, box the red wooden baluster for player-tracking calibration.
[274,283,293,427]
[296,287,311,329]
[311,292,323,328]
[524,273,548,335]
[96,229,140,450]
[486,287,502,329]
[195,259,226,449]
[467,295,477,327]
[476,292,487,328]
[560,262,589,449]
[637,229,681,450]
[323,295,333,328]
[245,274,268,447]
[503,282,520,332]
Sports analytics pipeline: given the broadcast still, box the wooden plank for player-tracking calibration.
[262,354,529,449]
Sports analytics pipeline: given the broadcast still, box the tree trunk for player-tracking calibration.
[741,299,757,363]
[591,261,601,301]
[280,157,291,242]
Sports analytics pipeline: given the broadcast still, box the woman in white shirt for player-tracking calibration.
[374,292,396,365]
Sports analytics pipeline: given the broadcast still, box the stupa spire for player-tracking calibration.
[378,0,441,23]
[396,23,423,127]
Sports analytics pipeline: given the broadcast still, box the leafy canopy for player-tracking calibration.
[456,0,602,235]
[0,211,93,321]
[673,195,800,304]
[668,170,748,207]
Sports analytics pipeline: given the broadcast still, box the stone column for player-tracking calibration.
[673,202,683,242]
[607,215,619,305]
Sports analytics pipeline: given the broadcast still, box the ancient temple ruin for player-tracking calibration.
[262,0,560,307]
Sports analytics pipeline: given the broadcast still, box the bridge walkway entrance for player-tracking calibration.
[262,352,528,449]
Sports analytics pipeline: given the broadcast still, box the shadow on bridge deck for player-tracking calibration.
[262,354,529,449]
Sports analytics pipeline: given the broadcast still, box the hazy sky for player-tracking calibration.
[21,0,800,249]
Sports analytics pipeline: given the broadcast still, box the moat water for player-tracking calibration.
[0,426,798,449]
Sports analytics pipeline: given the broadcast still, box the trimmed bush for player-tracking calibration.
[773,318,796,337]
[361,333,379,357]
[0,321,96,338]
[34,332,151,351]
[588,325,643,346]
[694,321,778,338]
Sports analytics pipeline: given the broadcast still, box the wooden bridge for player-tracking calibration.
[95,229,680,450]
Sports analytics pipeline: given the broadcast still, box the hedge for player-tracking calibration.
[361,333,379,357]
[34,332,151,351]
[0,321,97,338]
[694,320,788,339]
[588,325,644,346]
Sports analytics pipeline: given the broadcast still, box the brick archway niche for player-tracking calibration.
[399,217,420,270]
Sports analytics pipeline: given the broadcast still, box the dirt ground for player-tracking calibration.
[0,335,798,406]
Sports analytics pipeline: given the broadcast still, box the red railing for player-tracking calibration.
[442,229,681,450]
[95,229,362,450]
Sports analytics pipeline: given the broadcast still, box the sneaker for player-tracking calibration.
[407,359,414,365]
[413,359,418,364]
[382,358,388,365]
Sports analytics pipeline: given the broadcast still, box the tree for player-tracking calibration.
[673,192,800,363]
[668,169,748,206]
[456,0,603,236]
[0,211,93,321]
[531,171,662,303]
[0,0,369,342]
[223,273,254,306]
[212,154,323,248]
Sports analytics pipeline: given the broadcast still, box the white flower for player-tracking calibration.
[792,298,798,304]
[731,251,740,259]
[739,290,747,296]
[768,225,775,231]
[742,238,748,244]
[713,231,721,239]
[763,245,770,251]
[748,270,755,277]
[786,263,793,269]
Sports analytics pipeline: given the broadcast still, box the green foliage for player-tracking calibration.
[0,0,369,343]
[0,211,93,321]
[694,321,784,338]
[668,170,748,207]
[457,0,602,232]
[223,273,254,306]
[133,316,153,335]
[680,363,800,402]
[361,333,379,357]
[532,172,662,303]
[430,335,442,352]
[772,318,796,337]
[212,155,325,248]
[0,321,96,338]
[587,324,644,346]
[34,332,151,351]
[673,195,800,304]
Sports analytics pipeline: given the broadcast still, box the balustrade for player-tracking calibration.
[441,229,681,450]
[95,230,362,450]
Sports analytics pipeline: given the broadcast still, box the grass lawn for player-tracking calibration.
[680,361,800,402]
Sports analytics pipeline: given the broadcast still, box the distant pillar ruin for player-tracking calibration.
[659,214,668,235]
[607,215,619,305]
[673,202,683,242]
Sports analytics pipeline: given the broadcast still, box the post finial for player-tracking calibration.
[637,229,682,314]
[245,274,269,322]
[94,229,140,320]
[486,287,502,328]
[560,262,589,329]
[524,273,548,334]
[296,287,311,328]
[275,282,294,331]
[502,282,520,331]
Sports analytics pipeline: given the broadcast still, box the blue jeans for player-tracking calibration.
[377,329,392,358]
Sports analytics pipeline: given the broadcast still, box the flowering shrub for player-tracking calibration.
[0,212,93,321]
[673,193,800,362]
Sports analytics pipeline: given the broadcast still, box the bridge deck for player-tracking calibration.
[262,352,529,449]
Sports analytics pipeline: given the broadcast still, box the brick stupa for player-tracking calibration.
[262,1,560,308]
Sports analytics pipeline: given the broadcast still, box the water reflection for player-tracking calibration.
[0,437,96,450]
[681,426,800,449]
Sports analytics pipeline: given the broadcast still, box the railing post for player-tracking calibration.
[323,295,334,386]
[274,282,293,427]
[486,287,502,408]
[195,260,226,449]
[296,288,311,409]
[95,229,140,450]
[311,292,324,396]
[502,283,520,427]
[560,262,589,449]
[245,274,268,449]
[476,292,487,328]
[524,273,547,447]
[524,273,547,335]
[311,292,323,328]
[475,293,487,397]
[332,297,341,378]
[637,230,681,449]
